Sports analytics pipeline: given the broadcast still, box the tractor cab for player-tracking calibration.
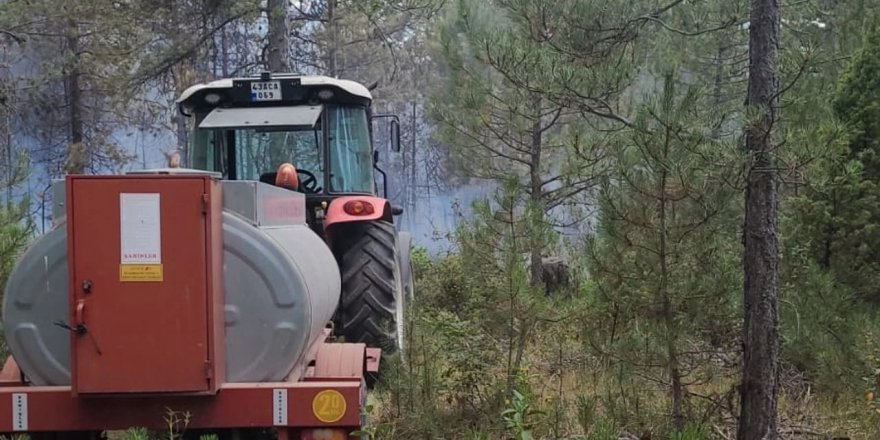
[177,72,401,235]
[178,73,411,353]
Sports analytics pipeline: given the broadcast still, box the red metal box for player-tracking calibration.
[65,175,224,395]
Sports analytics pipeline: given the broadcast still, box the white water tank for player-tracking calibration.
[2,180,340,385]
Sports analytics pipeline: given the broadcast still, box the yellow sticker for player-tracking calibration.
[119,264,163,282]
[312,389,346,423]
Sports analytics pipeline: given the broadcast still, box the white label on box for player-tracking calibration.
[273,388,288,425]
[120,193,161,264]
[12,393,27,431]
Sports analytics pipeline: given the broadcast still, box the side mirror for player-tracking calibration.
[390,119,401,152]
[371,113,402,152]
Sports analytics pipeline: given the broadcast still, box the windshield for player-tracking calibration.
[329,106,373,192]
[190,105,374,194]
[235,129,322,181]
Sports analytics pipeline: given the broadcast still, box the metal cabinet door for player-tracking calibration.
[68,177,211,394]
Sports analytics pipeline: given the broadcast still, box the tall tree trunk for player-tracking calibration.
[711,43,726,140]
[173,66,191,164]
[820,0,834,44]
[659,140,684,431]
[220,24,229,77]
[3,99,12,204]
[529,99,544,289]
[169,0,191,165]
[266,0,290,72]
[175,105,189,165]
[738,0,780,438]
[64,18,85,175]
[327,0,339,76]
[410,102,418,217]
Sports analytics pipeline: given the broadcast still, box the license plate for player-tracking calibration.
[250,81,281,101]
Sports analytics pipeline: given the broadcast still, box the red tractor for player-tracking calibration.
[178,72,413,352]
[0,73,412,439]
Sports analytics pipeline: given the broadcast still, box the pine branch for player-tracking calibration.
[0,30,24,44]
[130,11,248,85]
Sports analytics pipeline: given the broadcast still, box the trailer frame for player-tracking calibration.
[0,334,380,440]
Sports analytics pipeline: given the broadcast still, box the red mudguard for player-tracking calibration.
[324,195,392,229]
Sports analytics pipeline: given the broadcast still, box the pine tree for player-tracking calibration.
[0,0,147,176]
[432,0,630,287]
[790,18,880,302]
[589,73,739,432]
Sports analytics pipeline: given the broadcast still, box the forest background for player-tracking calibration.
[2,0,880,438]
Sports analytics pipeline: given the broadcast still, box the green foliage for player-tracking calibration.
[0,202,31,286]
[370,178,582,438]
[669,424,709,440]
[351,403,396,440]
[834,17,880,156]
[581,418,618,440]
[431,0,633,265]
[0,156,34,359]
[587,71,741,431]
[123,428,151,440]
[501,390,542,440]
[778,242,873,392]
[790,17,880,303]
[371,1,880,438]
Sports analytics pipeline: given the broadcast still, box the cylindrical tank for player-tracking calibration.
[2,211,340,385]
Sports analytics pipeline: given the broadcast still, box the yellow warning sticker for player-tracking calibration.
[119,264,163,282]
[312,389,346,423]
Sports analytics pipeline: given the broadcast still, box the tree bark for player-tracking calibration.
[820,0,834,43]
[738,0,780,439]
[3,96,12,204]
[529,99,544,289]
[170,0,191,165]
[659,136,684,431]
[410,102,418,217]
[64,18,86,175]
[266,0,290,72]
[327,0,339,76]
[711,43,726,140]
[175,109,189,165]
[220,11,229,78]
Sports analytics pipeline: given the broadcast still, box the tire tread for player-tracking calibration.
[338,221,398,350]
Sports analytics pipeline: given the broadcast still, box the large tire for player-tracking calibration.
[337,220,403,353]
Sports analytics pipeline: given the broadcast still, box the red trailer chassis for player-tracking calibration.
[0,337,381,439]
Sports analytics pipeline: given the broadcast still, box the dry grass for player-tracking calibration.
[369,324,880,440]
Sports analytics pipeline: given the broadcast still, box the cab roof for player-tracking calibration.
[177,74,373,114]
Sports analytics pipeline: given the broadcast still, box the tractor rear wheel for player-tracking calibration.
[336,220,403,353]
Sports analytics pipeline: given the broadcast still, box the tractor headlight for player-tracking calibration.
[317,89,335,100]
[204,93,222,105]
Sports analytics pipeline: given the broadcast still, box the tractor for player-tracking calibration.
[178,72,412,352]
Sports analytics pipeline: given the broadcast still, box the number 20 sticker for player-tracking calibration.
[312,389,346,423]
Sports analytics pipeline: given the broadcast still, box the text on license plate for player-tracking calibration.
[251,81,281,101]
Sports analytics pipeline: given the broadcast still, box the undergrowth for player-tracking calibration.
[361,247,880,440]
